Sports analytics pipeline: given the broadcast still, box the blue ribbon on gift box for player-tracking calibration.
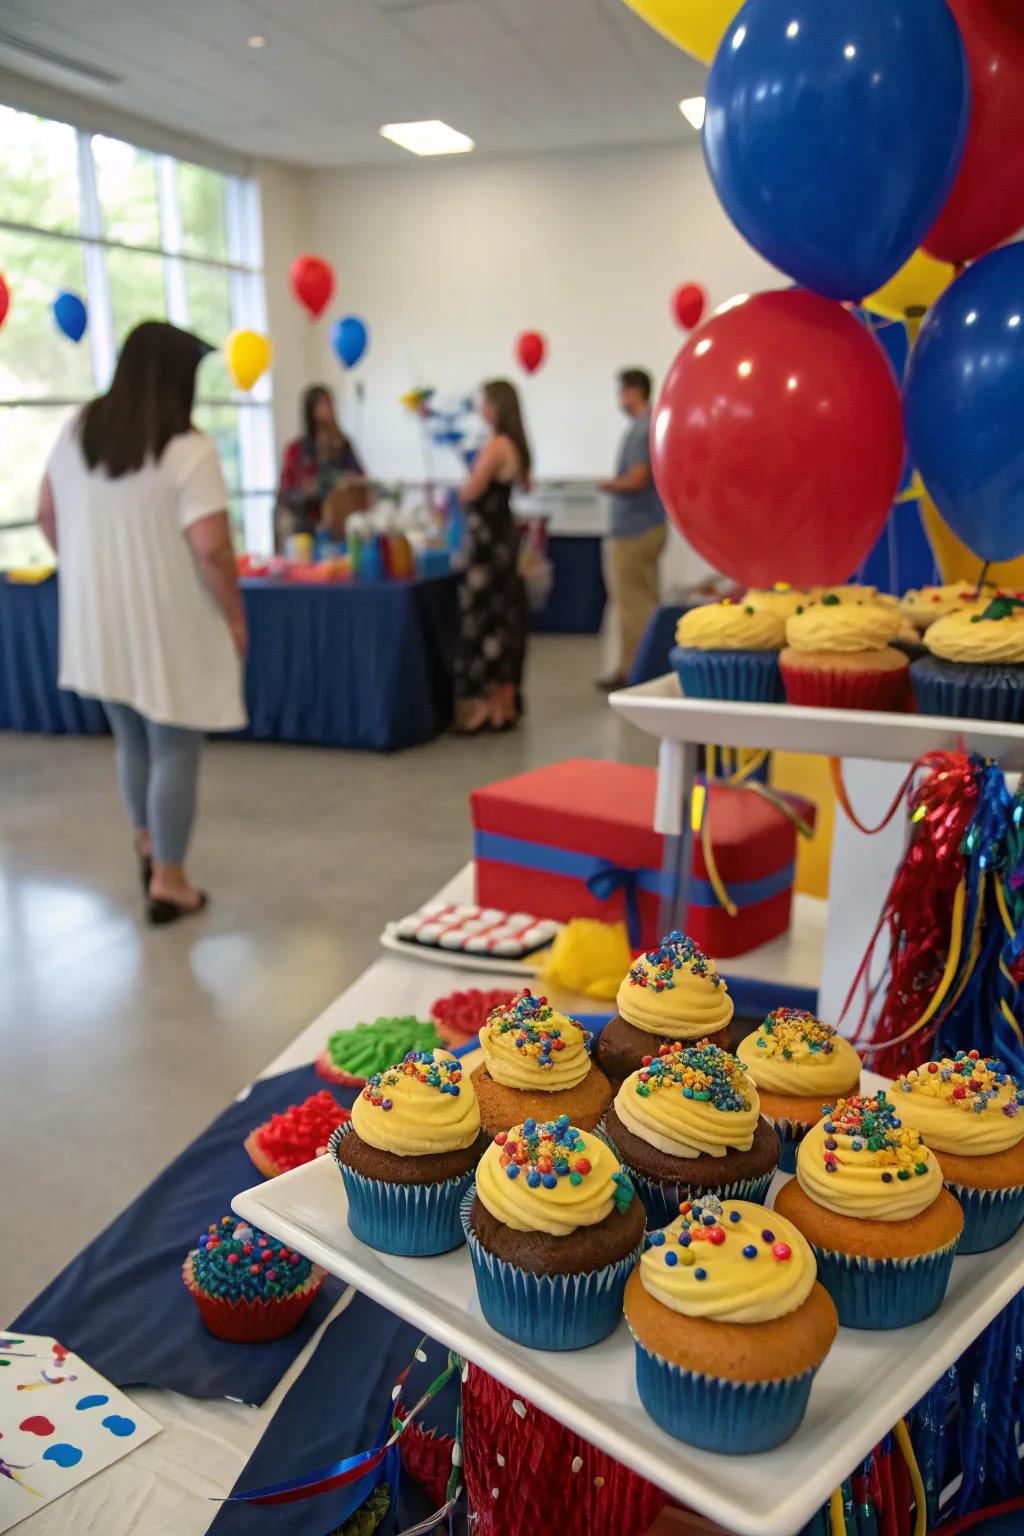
[473,830,795,949]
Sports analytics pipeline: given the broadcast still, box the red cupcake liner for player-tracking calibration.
[780,658,910,712]
[183,1254,326,1342]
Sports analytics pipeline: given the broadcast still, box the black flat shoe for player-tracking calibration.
[146,892,209,927]
[137,852,153,897]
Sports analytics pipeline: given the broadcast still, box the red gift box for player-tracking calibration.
[471,758,813,959]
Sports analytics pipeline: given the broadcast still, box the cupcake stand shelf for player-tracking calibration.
[233,1104,1024,1536]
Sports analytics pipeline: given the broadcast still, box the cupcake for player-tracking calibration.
[910,595,1024,723]
[894,1052,1024,1253]
[183,1215,326,1342]
[469,990,613,1137]
[461,1116,645,1350]
[244,1090,350,1178]
[595,931,734,1089]
[316,1017,440,1087]
[330,1050,487,1257]
[670,600,785,702]
[773,1092,963,1328]
[900,579,993,631]
[600,1041,779,1227]
[625,1195,837,1452]
[781,594,910,710]
[736,1009,862,1173]
[742,582,810,623]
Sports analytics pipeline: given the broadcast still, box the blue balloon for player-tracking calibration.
[905,245,1024,564]
[53,289,87,343]
[331,315,368,370]
[703,0,969,301]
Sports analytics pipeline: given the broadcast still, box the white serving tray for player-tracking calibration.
[234,1129,1024,1536]
[379,923,552,978]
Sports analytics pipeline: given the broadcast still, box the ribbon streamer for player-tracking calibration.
[829,757,916,837]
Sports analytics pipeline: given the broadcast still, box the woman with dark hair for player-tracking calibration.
[454,378,532,733]
[275,384,366,545]
[37,320,246,925]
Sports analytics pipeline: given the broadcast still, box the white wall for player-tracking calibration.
[299,141,780,486]
[256,159,318,460]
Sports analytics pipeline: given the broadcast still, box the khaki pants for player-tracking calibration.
[604,523,667,676]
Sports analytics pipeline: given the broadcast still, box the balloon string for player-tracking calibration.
[829,757,915,836]
[828,1487,846,1536]
[861,877,968,1054]
[978,559,991,593]
[893,1419,927,1536]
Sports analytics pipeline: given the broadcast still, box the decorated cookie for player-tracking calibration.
[316,1017,440,1086]
[244,1090,350,1177]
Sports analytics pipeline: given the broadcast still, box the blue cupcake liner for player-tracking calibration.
[946,1181,1024,1255]
[808,1240,958,1329]
[459,1184,643,1351]
[670,645,783,704]
[910,657,1024,723]
[631,1336,815,1453]
[596,1120,774,1229]
[329,1123,473,1257]
[763,1116,811,1176]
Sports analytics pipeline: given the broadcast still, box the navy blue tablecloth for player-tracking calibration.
[532,534,606,634]
[628,603,686,686]
[0,574,459,751]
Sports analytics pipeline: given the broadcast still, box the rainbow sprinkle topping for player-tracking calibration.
[361,1051,462,1111]
[820,1093,931,1183]
[495,1116,633,1211]
[631,1039,751,1112]
[485,990,590,1070]
[896,1051,1024,1117]
[644,1196,793,1269]
[190,1217,314,1300]
[628,931,722,993]
[754,1008,836,1059]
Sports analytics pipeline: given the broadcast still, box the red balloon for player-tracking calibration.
[0,274,8,330]
[290,254,335,318]
[924,0,1024,264]
[672,282,707,330]
[515,330,546,375]
[651,290,904,588]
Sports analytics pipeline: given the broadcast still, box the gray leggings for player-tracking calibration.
[105,702,203,865]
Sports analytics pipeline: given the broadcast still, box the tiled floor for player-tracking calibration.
[1,634,654,1319]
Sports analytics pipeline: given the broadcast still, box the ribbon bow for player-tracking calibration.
[585,862,643,949]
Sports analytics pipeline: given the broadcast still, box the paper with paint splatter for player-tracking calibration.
[0,1335,160,1531]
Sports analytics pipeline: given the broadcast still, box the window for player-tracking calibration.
[0,105,273,565]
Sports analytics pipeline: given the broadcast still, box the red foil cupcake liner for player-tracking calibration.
[183,1254,326,1342]
[780,659,910,712]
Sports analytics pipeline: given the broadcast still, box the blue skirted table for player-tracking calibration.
[531,534,607,634]
[0,573,460,752]
[628,603,687,687]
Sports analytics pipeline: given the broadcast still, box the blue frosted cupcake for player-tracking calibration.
[671,600,785,702]
[910,597,1024,722]
[624,1195,837,1453]
[894,1053,1024,1254]
[774,1093,963,1329]
[330,1051,487,1257]
[461,1117,645,1351]
[599,1041,779,1228]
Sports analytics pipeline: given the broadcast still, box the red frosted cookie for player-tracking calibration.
[244,1091,350,1178]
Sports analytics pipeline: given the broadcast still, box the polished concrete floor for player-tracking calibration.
[1,634,654,1320]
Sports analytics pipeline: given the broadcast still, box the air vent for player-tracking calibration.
[0,26,122,87]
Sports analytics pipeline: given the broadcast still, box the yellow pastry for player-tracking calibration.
[901,580,993,630]
[675,600,785,651]
[924,601,1024,664]
[742,583,810,622]
[785,596,902,653]
[351,1050,481,1156]
[617,933,734,1040]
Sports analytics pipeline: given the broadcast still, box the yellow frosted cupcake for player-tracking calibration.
[469,989,613,1135]
[625,1196,837,1451]
[894,1052,1024,1253]
[900,579,993,631]
[781,593,910,711]
[671,599,785,701]
[595,931,734,1087]
[737,1009,862,1171]
[911,595,1024,722]
[742,582,810,622]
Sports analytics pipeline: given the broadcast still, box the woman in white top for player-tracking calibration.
[38,321,247,925]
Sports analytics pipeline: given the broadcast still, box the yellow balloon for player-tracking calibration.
[865,249,955,325]
[620,0,742,63]
[225,329,272,392]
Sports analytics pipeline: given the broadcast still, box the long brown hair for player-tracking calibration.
[483,378,532,488]
[80,320,210,478]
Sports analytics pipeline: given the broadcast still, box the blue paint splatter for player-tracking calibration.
[43,1444,82,1468]
[101,1415,135,1438]
[75,1394,109,1411]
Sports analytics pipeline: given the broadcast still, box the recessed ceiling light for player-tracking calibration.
[379,120,475,156]
[247,34,266,47]
[679,96,705,131]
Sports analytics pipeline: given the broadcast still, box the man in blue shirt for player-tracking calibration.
[597,368,667,689]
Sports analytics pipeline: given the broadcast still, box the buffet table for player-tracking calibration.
[0,573,460,752]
